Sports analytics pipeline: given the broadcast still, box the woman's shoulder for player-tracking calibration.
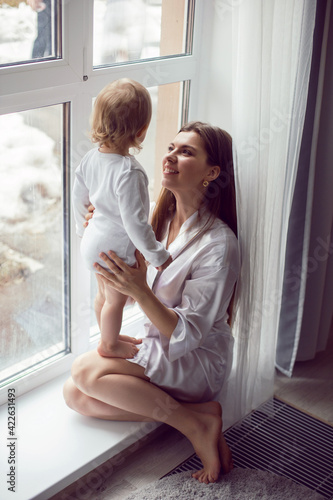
[195,217,239,271]
[206,217,238,245]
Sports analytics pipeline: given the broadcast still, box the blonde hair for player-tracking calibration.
[91,78,152,151]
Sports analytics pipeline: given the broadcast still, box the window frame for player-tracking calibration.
[0,0,204,405]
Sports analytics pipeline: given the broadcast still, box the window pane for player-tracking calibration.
[89,81,185,338]
[93,0,193,67]
[0,0,60,67]
[0,105,69,384]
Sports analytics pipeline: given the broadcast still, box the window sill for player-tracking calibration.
[0,371,160,500]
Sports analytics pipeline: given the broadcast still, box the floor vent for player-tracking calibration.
[163,398,333,499]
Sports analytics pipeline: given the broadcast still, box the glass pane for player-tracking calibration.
[0,104,68,384]
[93,0,192,67]
[89,81,185,337]
[0,0,60,67]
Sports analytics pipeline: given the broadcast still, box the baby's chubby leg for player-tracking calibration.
[96,276,139,359]
[95,275,141,347]
[94,273,106,329]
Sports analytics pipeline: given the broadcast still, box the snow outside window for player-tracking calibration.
[0,105,70,384]
[0,0,60,67]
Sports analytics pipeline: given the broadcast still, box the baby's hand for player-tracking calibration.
[156,255,172,272]
[83,204,95,228]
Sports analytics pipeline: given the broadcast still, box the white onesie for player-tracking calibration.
[72,148,170,270]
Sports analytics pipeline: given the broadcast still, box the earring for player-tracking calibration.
[203,180,209,187]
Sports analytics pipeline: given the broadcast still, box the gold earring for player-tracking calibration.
[203,180,209,187]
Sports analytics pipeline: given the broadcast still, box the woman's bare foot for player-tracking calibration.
[97,340,138,359]
[118,334,142,345]
[184,401,233,478]
[187,412,222,484]
[218,433,234,474]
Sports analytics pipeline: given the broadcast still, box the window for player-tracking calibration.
[93,0,192,66]
[0,105,70,384]
[0,0,61,66]
[0,0,199,403]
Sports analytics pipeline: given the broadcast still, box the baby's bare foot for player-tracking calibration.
[97,340,138,359]
[118,334,142,345]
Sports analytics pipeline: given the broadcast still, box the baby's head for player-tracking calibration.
[91,78,152,152]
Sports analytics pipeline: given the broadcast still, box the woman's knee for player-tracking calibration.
[70,350,122,391]
[63,377,85,412]
[70,352,97,392]
[70,350,146,393]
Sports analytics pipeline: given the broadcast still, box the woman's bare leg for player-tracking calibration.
[64,377,153,421]
[95,274,138,359]
[64,377,233,476]
[70,351,224,483]
[183,401,222,416]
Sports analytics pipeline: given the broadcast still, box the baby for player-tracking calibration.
[72,78,171,358]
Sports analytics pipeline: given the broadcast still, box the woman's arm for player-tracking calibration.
[94,250,178,339]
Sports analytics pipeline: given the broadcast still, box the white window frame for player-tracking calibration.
[0,0,205,406]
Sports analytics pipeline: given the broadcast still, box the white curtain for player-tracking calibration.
[221,0,317,429]
[276,0,333,374]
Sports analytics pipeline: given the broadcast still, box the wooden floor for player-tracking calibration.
[274,330,333,426]
[51,332,333,500]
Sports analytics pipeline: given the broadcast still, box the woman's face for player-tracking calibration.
[161,131,219,197]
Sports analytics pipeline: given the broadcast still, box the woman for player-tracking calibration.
[64,121,240,484]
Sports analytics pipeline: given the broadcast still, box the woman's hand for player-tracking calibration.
[94,250,149,301]
[95,250,178,339]
[83,204,95,228]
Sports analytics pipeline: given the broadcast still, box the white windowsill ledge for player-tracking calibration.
[0,371,160,500]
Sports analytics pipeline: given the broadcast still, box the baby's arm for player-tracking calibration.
[72,165,90,237]
[156,255,173,272]
[117,170,170,267]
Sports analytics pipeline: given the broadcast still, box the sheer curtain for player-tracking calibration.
[222,0,317,428]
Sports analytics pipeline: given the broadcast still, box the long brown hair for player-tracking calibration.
[151,122,238,325]
[151,121,238,240]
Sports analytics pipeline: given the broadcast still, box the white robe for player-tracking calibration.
[128,211,240,403]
